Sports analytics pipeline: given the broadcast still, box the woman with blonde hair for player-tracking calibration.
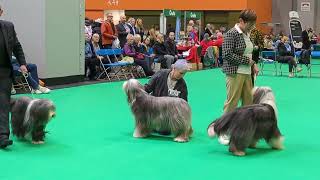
[277,36,302,77]
[135,18,144,42]
[148,28,157,46]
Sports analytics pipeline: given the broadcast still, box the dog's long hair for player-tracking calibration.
[10,96,56,143]
[207,87,283,155]
[123,79,192,142]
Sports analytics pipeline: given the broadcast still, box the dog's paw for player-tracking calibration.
[133,134,147,138]
[174,137,188,143]
[233,151,246,156]
[32,141,44,145]
[269,136,284,150]
[133,130,148,138]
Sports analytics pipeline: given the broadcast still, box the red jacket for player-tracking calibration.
[200,40,214,56]
[101,21,118,46]
[213,37,223,47]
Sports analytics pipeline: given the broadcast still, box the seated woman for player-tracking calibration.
[277,36,302,77]
[133,34,148,56]
[200,33,214,57]
[11,56,51,94]
[143,36,154,56]
[153,33,175,69]
[85,33,100,80]
[123,34,154,76]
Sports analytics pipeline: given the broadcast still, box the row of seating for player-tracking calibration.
[259,46,320,77]
[96,48,146,81]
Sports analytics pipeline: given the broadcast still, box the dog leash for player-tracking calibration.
[22,72,36,99]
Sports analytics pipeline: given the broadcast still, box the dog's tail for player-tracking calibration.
[207,113,234,138]
[207,123,216,138]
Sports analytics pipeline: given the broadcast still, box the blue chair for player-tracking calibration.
[311,51,320,59]
[259,51,278,76]
[96,48,134,81]
[310,46,320,77]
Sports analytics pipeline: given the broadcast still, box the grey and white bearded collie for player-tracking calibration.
[10,96,56,144]
[123,79,193,142]
[207,87,284,156]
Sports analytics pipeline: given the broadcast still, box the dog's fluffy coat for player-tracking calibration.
[123,79,192,142]
[10,96,56,144]
[207,87,283,156]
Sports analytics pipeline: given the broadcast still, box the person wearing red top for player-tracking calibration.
[200,33,214,56]
[213,32,224,47]
[101,13,118,49]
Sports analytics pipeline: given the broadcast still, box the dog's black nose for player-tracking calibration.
[52,114,56,118]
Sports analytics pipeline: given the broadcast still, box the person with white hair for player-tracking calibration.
[144,59,189,102]
[123,34,154,76]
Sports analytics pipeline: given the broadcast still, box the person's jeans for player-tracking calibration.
[26,64,40,89]
[13,63,40,90]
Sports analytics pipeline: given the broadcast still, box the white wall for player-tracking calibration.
[272,0,293,35]
[1,0,84,79]
[314,0,320,33]
[296,0,315,30]
[1,0,46,76]
[272,0,318,35]
[45,0,85,78]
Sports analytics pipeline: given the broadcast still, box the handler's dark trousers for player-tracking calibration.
[0,68,12,140]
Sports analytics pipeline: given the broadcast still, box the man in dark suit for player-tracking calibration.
[0,6,27,148]
[116,15,130,48]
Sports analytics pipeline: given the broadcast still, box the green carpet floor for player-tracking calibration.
[1,65,320,180]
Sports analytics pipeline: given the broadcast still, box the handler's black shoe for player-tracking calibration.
[0,137,13,149]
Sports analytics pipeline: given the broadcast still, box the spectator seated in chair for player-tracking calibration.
[85,33,100,80]
[153,33,175,69]
[277,36,302,77]
[213,32,224,48]
[164,32,179,61]
[143,36,155,57]
[200,33,215,57]
[123,34,154,76]
[11,56,50,94]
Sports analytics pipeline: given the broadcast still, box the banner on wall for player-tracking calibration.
[301,2,311,12]
[163,9,181,17]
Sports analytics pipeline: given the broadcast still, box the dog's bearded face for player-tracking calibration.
[123,79,144,104]
[33,100,56,127]
[252,86,272,104]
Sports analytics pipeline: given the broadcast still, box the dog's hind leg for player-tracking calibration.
[188,127,193,137]
[249,138,259,149]
[229,141,246,156]
[267,136,284,150]
[174,135,189,143]
[174,130,190,143]
[133,125,150,138]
